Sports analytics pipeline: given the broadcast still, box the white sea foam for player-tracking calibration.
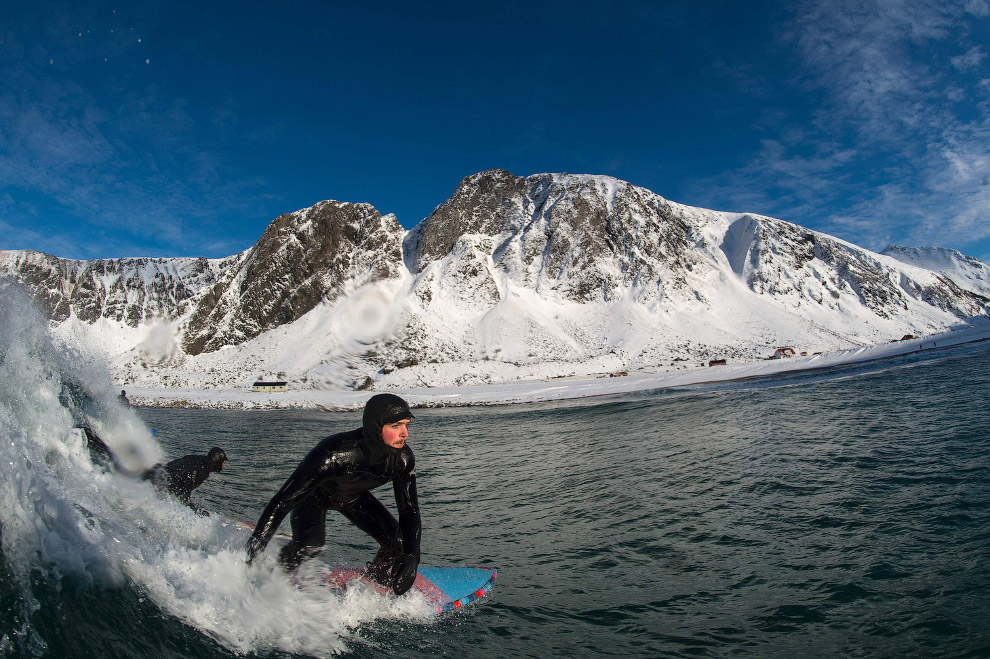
[0,283,433,656]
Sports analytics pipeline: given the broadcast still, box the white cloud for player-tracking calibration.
[708,0,990,256]
[965,0,990,18]
[951,46,987,70]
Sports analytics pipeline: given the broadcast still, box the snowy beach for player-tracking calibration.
[123,318,990,411]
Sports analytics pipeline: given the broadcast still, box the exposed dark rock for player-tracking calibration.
[182,201,405,355]
[1,170,987,382]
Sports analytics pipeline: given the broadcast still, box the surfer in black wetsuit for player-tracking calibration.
[78,415,228,508]
[245,393,421,596]
[145,447,228,509]
[81,425,113,463]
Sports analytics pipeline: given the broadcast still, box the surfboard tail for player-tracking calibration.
[416,566,497,614]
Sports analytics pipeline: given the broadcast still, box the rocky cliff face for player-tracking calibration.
[0,250,228,326]
[404,170,700,304]
[881,244,990,298]
[1,169,987,391]
[405,171,987,319]
[380,171,989,380]
[181,201,406,355]
[723,216,987,319]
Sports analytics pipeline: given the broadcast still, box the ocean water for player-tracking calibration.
[2,293,989,657]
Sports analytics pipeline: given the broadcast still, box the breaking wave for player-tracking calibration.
[0,282,431,658]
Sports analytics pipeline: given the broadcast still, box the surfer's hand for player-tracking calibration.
[392,553,419,596]
[246,535,264,565]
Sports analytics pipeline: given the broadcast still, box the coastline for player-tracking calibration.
[124,319,990,411]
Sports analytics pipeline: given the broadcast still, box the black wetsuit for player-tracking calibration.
[146,447,227,508]
[247,395,421,594]
[81,425,113,463]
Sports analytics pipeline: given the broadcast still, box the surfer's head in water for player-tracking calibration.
[362,394,414,448]
[207,447,227,471]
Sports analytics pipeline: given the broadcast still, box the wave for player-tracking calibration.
[0,282,432,658]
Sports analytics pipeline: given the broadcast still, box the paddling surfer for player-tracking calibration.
[245,394,421,596]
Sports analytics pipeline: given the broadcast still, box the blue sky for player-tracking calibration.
[2,0,988,261]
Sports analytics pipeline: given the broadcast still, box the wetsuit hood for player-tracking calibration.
[208,447,227,471]
[361,394,413,463]
[361,394,414,440]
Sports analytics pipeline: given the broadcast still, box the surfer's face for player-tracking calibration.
[381,419,411,448]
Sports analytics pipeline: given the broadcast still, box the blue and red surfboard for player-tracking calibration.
[320,565,497,615]
[230,518,497,614]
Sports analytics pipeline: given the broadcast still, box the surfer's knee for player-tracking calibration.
[278,540,323,571]
[368,542,400,567]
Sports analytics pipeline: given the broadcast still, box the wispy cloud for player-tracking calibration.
[951,45,987,70]
[704,0,990,258]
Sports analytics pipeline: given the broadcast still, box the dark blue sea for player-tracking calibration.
[2,292,989,657]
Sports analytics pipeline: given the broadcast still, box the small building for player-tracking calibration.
[900,334,916,341]
[771,347,797,359]
[252,380,288,392]
[708,359,726,367]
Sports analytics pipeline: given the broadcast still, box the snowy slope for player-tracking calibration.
[2,170,988,394]
[374,171,986,389]
[881,245,990,298]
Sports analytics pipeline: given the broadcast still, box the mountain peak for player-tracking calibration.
[2,171,988,393]
[882,244,990,298]
[181,200,406,355]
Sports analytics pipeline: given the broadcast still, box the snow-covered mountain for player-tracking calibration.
[2,169,987,392]
[0,250,232,327]
[182,201,406,356]
[881,245,990,298]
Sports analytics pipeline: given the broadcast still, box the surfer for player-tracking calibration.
[78,417,228,509]
[80,424,114,462]
[245,393,421,596]
[144,447,228,510]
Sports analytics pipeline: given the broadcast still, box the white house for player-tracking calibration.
[252,380,288,392]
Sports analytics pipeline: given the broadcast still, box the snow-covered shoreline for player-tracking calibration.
[124,318,990,411]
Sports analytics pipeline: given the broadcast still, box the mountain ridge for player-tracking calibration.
[2,169,987,392]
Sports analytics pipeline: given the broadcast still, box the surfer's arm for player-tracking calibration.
[393,453,421,560]
[386,455,421,595]
[247,445,336,562]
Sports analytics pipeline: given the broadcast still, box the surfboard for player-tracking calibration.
[320,565,497,615]
[228,517,497,614]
